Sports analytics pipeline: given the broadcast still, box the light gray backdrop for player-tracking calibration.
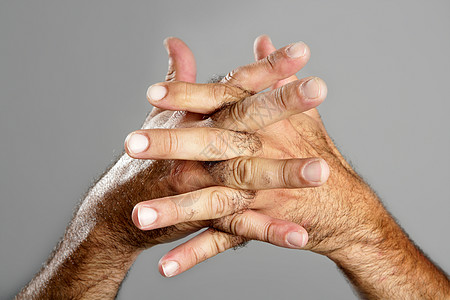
[1,1,449,299]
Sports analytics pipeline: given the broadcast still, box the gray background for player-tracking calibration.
[1,0,449,299]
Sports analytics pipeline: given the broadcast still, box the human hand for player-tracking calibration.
[125,36,341,277]
[127,37,450,300]
[87,36,331,253]
[18,37,326,299]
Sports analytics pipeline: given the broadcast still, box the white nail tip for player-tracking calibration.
[147,85,167,101]
[162,261,179,277]
[138,206,157,227]
[286,41,307,58]
[127,134,149,154]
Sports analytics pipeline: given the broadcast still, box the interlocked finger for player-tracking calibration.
[211,77,327,131]
[131,157,328,231]
[125,127,263,161]
[146,42,311,114]
[222,41,311,93]
[158,210,309,277]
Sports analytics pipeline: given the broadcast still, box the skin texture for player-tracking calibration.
[16,38,327,299]
[17,36,449,299]
[129,36,450,299]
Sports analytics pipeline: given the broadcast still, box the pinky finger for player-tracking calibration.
[158,228,245,277]
[158,211,308,277]
[213,210,308,250]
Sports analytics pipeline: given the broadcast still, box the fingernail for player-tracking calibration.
[127,133,149,154]
[286,41,307,58]
[162,261,180,277]
[287,231,307,248]
[138,206,157,227]
[147,85,167,101]
[301,78,321,99]
[303,160,326,183]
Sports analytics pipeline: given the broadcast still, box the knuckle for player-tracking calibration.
[210,84,234,105]
[263,54,277,72]
[223,67,256,94]
[238,190,257,210]
[208,229,231,254]
[160,130,179,155]
[229,214,246,236]
[228,102,247,124]
[274,85,291,111]
[262,221,276,242]
[204,128,229,158]
[279,160,291,187]
[217,189,255,214]
[228,211,256,237]
[186,244,206,265]
[182,82,191,104]
[165,66,176,82]
[232,131,263,156]
[207,189,231,217]
[168,200,183,222]
[211,215,231,231]
[224,67,245,85]
[231,158,254,187]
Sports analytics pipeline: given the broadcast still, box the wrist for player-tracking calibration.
[17,222,143,300]
[326,208,400,264]
[325,209,450,299]
[82,156,174,251]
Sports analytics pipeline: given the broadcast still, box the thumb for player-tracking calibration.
[164,37,197,83]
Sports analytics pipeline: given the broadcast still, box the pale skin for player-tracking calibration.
[17,36,449,299]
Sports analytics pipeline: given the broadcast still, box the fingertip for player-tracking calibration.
[125,132,150,156]
[163,36,175,45]
[286,229,309,248]
[317,77,328,100]
[298,77,327,104]
[131,205,140,228]
[320,159,330,183]
[162,37,197,83]
[157,258,165,277]
[159,258,181,278]
[256,34,271,40]
[254,34,276,61]
[254,34,272,47]
[163,36,183,48]
[163,37,172,52]
[147,84,168,102]
[285,41,310,59]
[131,204,158,230]
[302,158,330,184]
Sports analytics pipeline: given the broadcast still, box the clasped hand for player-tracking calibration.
[124,37,367,278]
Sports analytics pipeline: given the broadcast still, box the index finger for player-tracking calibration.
[254,35,322,122]
[145,42,311,113]
[254,34,298,90]
[222,41,310,93]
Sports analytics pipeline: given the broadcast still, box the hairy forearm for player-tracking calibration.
[330,199,450,299]
[16,155,173,299]
[16,227,141,299]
